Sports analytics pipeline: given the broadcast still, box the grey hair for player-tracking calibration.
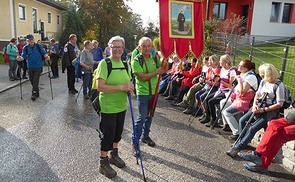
[83,40,91,47]
[107,35,125,48]
[138,37,152,46]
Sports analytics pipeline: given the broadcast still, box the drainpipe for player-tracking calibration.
[206,0,210,20]
[10,0,17,38]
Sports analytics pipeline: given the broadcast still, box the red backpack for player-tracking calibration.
[3,45,10,64]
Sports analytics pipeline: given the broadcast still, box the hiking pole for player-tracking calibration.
[47,60,54,99]
[232,92,268,146]
[188,81,216,126]
[211,80,238,130]
[19,64,23,100]
[75,78,84,101]
[128,93,147,182]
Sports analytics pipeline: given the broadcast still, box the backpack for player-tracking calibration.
[135,54,159,68]
[91,58,129,115]
[3,44,10,64]
[272,80,292,110]
[24,43,45,61]
[246,72,262,92]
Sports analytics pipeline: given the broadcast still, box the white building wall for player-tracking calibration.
[251,0,295,41]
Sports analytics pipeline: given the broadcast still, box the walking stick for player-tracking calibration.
[211,80,238,129]
[188,81,216,126]
[232,92,268,146]
[128,93,147,182]
[75,78,84,101]
[19,64,23,100]
[149,59,166,117]
[47,60,54,99]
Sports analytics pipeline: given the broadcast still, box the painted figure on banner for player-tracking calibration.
[177,10,185,31]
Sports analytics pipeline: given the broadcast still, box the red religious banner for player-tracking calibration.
[159,0,204,59]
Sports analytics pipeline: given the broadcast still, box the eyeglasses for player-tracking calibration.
[110,46,123,50]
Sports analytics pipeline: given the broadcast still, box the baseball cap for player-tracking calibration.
[286,110,295,124]
[26,34,34,40]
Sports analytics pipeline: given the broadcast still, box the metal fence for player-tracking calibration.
[211,33,295,98]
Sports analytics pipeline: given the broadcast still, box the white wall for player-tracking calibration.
[251,0,295,40]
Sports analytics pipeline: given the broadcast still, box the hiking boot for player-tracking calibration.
[99,157,117,178]
[31,95,36,101]
[226,146,240,158]
[31,91,38,101]
[83,95,90,99]
[109,148,126,168]
[183,108,192,114]
[9,77,15,81]
[141,137,155,147]
[68,90,76,94]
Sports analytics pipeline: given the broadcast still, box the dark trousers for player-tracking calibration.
[100,111,126,151]
[17,60,27,78]
[207,91,226,120]
[28,68,42,94]
[50,55,59,77]
[175,86,190,103]
[66,65,75,91]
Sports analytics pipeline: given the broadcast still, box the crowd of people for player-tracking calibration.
[4,33,295,178]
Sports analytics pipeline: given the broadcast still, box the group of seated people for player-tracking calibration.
[159,54,295,173]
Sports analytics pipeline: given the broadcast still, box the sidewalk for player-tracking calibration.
[0,64,48,93]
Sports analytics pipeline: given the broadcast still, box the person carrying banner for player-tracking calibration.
[131,37,168,149]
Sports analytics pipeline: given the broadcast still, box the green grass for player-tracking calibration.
[0,54,4,64]
[234,40,295,98]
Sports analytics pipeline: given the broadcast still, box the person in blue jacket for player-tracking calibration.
[18,34,50,101]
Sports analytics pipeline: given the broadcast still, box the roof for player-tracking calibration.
[37,0,67,10]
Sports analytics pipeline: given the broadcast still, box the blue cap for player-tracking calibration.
[26,34,34,40]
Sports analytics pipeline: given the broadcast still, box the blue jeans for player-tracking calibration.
[132,95,153,143]
[195,85,218,102]
[235,109,267,150]
[83,72,92,96]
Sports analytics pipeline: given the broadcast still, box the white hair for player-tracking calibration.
[107,35,125,47]
[138,37,152,46]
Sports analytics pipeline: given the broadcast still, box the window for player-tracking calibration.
[19,5,26,20]
[32,8,38,33]
[48,13,51,23]
[213,2,227,20]
[57,15,60,25]
[282,3,292,23]
[270,2,281,22]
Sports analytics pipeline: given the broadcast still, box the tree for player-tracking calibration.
[144,22,159,40]
[59,7,85,47]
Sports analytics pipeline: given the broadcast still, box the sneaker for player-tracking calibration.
[198,114,207,121]
[222,124,232,132]
[226,146,240,158]
[9,77,15,81]
[164,95,174,100]
[183,108,192,114]
[68,90,76,94]
[31,95,36,101]
[141,137,155,147]
[99,157,117,178]
[83,95,90,99]
[238,151,262,165]
[244,162,268,173]
[109,149,126,168]
[200,116,210,124]
[177,101,187,108]
[229,134,239,140]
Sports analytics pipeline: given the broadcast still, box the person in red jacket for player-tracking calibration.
[238,110,295,173]
[172,58,202,104]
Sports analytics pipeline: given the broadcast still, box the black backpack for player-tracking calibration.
[91,58,129,115]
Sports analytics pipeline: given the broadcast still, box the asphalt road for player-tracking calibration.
[0,68,294,182]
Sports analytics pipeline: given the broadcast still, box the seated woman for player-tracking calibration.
[159,55,181,94]
[226,63,285,158]
[172,58,202,104]
[238,110,295,173]
[195,55,221,122]
[200,54,237,126]
[222,59,258,138]
[180,56,209,114]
